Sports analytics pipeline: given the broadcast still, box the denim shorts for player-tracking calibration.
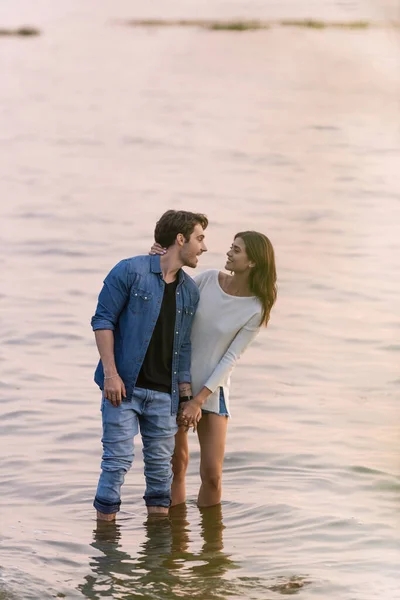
[202,387,229,417]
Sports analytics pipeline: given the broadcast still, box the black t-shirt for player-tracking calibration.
[136,278,178,393]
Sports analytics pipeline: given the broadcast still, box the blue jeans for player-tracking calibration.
[93,387,178,514]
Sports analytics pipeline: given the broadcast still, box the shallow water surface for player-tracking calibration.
[0,1,399,599]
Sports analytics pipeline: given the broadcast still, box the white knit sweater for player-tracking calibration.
[190,269,262,415]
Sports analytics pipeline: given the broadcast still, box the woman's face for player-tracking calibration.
[225,237,253,273]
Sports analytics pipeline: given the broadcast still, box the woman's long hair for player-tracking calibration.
[235,231,277,326]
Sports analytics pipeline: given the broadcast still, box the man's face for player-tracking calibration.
[180,223,207,268]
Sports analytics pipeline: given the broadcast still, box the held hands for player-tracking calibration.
[149,242,167,256]
[104,374,126,407]
[178,398,202,432]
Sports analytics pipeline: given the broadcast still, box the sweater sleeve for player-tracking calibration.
[202,313,261,393]
[193,269,216,290]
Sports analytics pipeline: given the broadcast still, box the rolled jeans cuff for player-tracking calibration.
[93,496,121,514]
[143,493,171,508]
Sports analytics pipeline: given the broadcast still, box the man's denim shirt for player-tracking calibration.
[91,255,199,415]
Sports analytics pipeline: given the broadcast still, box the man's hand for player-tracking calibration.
[178,398,202,432]
[104,374,126,407]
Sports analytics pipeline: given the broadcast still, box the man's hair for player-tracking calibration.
[154,210,208,248]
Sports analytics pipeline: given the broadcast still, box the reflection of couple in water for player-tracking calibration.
[79,504,239,600]
[87,210,277,596]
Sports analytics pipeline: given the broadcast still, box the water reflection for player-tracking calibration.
[78,504,239,600]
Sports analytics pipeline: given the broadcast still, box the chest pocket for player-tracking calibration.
[181,305,195,334]
[129,287,153,314]
[184,306,195,317]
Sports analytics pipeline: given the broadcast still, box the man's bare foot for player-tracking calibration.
[96,510,116,521]
[147,506,169,517]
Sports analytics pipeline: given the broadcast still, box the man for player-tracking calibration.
[91,210,208,521]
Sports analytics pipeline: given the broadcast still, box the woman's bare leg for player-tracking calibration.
[197,414,228,507]
[171,427,189,506]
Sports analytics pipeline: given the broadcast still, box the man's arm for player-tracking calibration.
[178,384,210,432]
[91,259,131,332]
[177,290,199,388]
[178,381,193,399]
[177,290,200,428]
[177,381,201,431]
[91,259,131,406]
[95,330,126,407]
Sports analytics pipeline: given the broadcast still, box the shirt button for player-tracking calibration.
[174,371,177,375]
[144,296,147,300]
[175,351,178,355]
[177,292,179,295]
[173,390,176,393]
[134,293,138,296]
[176,331,179,334]
[178,310,181,313]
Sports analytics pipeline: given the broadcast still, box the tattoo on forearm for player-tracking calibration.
[179,383,192,396]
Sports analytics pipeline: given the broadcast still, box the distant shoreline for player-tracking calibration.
[122,18,398,31]
[0,27,40,36]
[2,18,399,38]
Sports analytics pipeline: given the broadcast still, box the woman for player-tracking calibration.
[151,231,277,507]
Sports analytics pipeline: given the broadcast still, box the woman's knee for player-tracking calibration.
[200,466,222,490]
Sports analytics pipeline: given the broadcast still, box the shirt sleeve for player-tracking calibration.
[178,288,200,384]
[91,259,131,331]
[203,313,261,393]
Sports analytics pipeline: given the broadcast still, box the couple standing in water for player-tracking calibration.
[91,210,277,520]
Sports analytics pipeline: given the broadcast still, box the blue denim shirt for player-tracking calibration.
[91,255,199,415]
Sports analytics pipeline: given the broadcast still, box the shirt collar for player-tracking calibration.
[150,254,162,274]
[150,254,186,284]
